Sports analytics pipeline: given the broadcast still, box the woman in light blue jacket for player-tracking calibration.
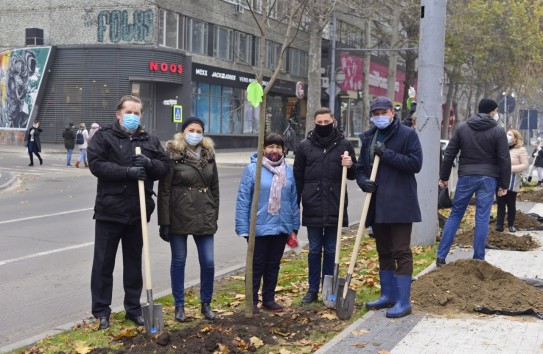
[235,133,300,315]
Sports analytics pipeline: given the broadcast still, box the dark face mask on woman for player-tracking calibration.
[314,122,334,137]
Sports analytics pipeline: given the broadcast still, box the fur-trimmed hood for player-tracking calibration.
[164,133,215,160]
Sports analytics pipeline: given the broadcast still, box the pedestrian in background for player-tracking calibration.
[531,137,543,186]
[87,95,170,330]
[235,133,300,315]
[89,122,100,141]
[157,117,220,322]
[437,98,511,265]
[62,122,76,166]
[495,129,528,232]
[356,96,423,319]
[293,107,356,305]
[24,121,43,166]
[75,123,89,168]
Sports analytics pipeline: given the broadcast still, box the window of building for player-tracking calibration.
[235,31,253,64]
[186,18,209,55]
[265,40,282,70]
[287,47,308,76]
[244,0,262,13]
[214,26,234,61]
[159,9,184,49]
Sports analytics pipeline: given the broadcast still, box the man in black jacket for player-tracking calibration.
[293,107,356,304]
[88,95,170,329]
[437,98,510,266]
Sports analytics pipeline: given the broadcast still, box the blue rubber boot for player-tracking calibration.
[386,275,412,318]
[366,271,396,310]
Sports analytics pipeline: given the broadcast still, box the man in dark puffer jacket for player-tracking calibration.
[293,107,356,304]
[437,98,510,265]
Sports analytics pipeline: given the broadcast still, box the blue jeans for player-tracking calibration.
[66,148,73,165]
[78,148,87,163]
[307,226,336,292]
[170,233,214,306]
[437,176,497,260]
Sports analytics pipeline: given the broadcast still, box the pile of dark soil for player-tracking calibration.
[89,307,340,354]
[519,188,543,203]
[412,259,543,317]
[454,229,540,251]
[489,211,542,229]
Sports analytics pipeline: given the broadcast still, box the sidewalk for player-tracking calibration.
[317,201,543,354]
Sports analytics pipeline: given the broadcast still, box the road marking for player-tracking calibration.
[0,208,94,225]
[0,242,94,266]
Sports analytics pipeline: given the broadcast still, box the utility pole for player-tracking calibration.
[412,0,447,246]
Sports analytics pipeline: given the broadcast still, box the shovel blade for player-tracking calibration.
[322,276,346,308]
[335,284,356,320]
[142,303,164,334]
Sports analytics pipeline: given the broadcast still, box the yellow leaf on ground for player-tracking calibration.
[320,312,337,320]
[74,341,93,354]
[250,336,264,348]
[351,329,368,336]
[213,343,230,354]
[279,349,292,354]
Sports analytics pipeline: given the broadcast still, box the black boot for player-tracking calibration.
[174,306,186,322]
[201,303,215,320]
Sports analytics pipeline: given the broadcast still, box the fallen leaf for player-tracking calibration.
[353,342,367,348]
[351,329,368,336]
[250,336,264,348]
[213,343,230,354]
[378,350,390,354]
[279,349,292,354]
[74,341,93,354]
[320,313,337,320]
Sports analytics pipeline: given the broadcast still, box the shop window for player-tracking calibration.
[214,26,234,61]
[186,18,208,55]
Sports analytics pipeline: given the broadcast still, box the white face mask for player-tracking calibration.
[507,135,513,144]
[493,113,499,121]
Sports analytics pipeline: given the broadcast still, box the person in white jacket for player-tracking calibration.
[75,123,89,168]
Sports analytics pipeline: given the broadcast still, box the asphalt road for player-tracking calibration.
[0,151,364,352]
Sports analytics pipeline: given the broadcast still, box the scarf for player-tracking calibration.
[262,156,287,215]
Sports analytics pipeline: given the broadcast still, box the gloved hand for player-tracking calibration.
[374,141,386,157]
[133,154,152,170]
[159,225,170,242]
[361,179,377,193]
[126,167,147,180]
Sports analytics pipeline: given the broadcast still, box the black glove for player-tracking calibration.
[126,167,147,180]
[133,154,152,170]
[159,225,170,242]
[374,141,386,157]
[361,179,377,193]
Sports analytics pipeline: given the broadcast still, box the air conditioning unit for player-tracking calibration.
[235,4,244,13]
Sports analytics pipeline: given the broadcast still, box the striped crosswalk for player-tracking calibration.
[0,164,91,177]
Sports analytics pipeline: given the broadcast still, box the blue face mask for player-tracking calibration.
[122,113,140,131]
[185,132,203,146]
[372,115,391,129]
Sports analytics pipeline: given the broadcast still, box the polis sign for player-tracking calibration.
[149,61,183,74]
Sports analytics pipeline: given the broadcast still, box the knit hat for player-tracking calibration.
[370,96,393,112]
[478,99,498,114]
[181,116,205,132]
[79,123,86,129]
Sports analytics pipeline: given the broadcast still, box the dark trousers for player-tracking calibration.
[250,235,288,304]
[91,220,143,318]
[373,223,413,275]
[27,142,42,165]
[496,191,518,227]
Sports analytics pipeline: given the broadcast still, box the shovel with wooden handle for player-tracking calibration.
[322,151,349,308]
[527,141,542,182]
[135,147,164,335]
[336,155,380,320]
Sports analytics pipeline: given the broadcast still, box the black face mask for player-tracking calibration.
[314,122,334,137]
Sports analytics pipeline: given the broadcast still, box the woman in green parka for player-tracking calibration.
[157,117,220,322]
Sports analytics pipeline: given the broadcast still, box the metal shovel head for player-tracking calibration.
[335,284,356,320]
[322,275,346,308]
[142,302,164,334]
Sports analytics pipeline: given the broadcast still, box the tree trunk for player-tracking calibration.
[386,5,400,100]
[306,20,324,134]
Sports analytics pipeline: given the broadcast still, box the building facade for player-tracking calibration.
[0,0,310,147]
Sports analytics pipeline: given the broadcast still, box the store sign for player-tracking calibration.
[296,81,305,99]
[149,61,183,74]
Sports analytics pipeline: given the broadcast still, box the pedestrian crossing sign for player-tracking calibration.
[173,105,183,123]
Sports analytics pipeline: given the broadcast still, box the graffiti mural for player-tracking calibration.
[0,46,52,130]
[97,9,154,43]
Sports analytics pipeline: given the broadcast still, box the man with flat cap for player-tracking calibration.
[436,98,510,266]
[355,96,423,319]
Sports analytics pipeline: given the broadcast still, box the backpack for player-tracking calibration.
[76,130,84,144]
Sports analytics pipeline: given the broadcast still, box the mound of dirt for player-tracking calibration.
[412,259,543,317]
[454,229,540,251]
[519,188,543,203]
[89,307,340,354]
